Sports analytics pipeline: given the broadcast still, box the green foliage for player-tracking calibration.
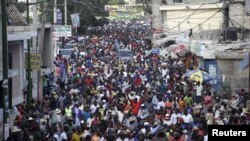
[14,2,26,13]
[137,0,152,14]
[64,0,109,33]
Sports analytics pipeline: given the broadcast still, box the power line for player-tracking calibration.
[164,1,222,32]
[166,10,216,20]
[215,3,246,29]
[165,9,222,36]
[165,3,206,32]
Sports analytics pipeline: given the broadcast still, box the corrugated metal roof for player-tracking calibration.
[7,4,28,26]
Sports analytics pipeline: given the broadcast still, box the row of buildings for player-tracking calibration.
[0,0,54,134]
[152,0,250,96]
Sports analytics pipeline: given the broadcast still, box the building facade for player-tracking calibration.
[158,0,250,95]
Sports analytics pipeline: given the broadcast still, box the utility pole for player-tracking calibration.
[26,0,32,107]
[222,0,229,41]
[64,0,67,25]
[54,0,57,24]
[242,2,245,41]
[1,0,10,140]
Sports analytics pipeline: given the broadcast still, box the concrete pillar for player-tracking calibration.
[152,0,163,46]
[0,2,3,140]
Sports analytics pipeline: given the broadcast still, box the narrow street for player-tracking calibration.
[1,0,250,141]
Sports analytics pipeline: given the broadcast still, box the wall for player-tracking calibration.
[165,0,219,4]
[8,41,24,106]
[161,4,223,38]
[217,59,249,97]
[229,2,245,29]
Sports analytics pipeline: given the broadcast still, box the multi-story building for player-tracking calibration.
[158,0,250,95]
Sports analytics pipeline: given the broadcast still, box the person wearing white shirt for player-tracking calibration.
[90,101,99,114]
[182,110,193,124]
[157,97,165,110]
[161,67,168,78]
[138,104,149,120]
[53,133,60,141]
[59,127,68,141]
[163,114,173,126]
[195,82,203,104]
[87,116,93,127]
[152,94,159,110]
[171,110,182,124]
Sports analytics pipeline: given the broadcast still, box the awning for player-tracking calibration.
[0,69,19,81]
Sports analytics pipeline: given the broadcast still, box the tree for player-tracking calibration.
[137,0,152,14]
[65,0,109,33]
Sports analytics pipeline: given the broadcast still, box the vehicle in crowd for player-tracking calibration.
[117,48,134,61]
[59,48,74,59]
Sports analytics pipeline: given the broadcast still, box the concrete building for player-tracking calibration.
[105,4,145,18]
[158,0,250,95]
[0,4,38,136]
[124,0,136,5]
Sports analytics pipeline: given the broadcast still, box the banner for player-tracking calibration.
[25,53,41,70]
[53,25,72,37]
[71,13,80,28]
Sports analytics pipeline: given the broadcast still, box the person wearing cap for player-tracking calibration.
[164,113,173,126]
[7,126,22,141]
[138,103,149,120]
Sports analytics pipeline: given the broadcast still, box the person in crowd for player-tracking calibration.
[8,20,250,141]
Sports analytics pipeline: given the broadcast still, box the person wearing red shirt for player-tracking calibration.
[85,76,93,87]
[134,74,142,86]
[131,98,142,116]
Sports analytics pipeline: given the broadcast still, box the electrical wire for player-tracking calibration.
[166,10,216,21]
[162,1,222,32]
[215,3,246,29]
[164,9,222,36]
[163,3,206,32]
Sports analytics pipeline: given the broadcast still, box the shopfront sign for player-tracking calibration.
[25,53,41,70]
[53,25,72,37]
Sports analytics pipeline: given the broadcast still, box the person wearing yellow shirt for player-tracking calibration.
[90,87,98,95]
[65,105,72,118]
[72,128,83,141]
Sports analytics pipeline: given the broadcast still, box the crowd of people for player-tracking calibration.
[7,20,250,141]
